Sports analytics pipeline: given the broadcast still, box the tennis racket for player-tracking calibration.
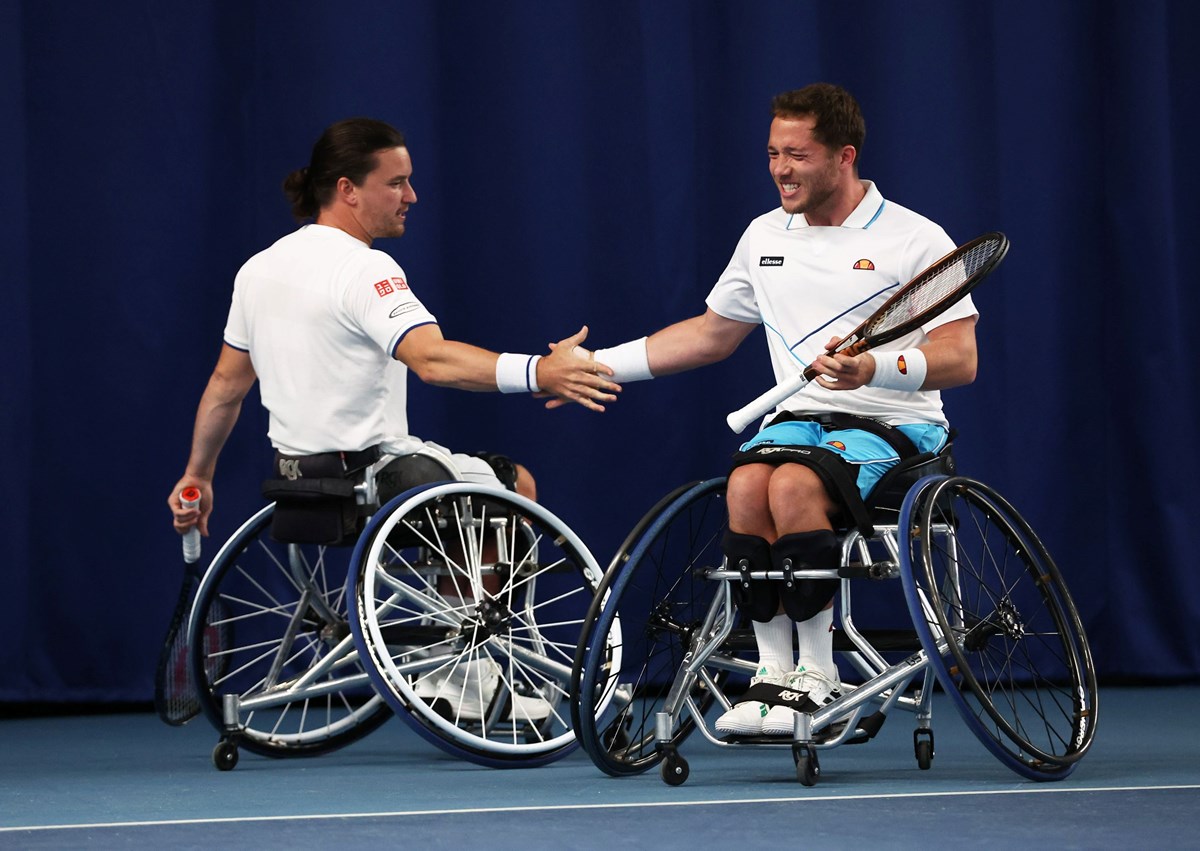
[726,231,1009,433]
[154,487,205,725]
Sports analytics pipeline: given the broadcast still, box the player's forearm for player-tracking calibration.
[184,389,244,480]
[918,318,978,390]
[407,339,499,391]
[918,339,977,390]
[646,312,751,376]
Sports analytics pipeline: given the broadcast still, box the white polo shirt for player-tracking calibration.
[224,224,437,455]
[706,181,977,428]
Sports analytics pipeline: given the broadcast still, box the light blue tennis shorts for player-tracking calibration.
[739,420,949,498]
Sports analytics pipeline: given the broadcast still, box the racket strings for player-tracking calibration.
[866,239,1002,337]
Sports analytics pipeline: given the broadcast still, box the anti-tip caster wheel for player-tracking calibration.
[915,728,935,771]
[794,744,820,786]
[661,752,690,786]
[213,739,239,771]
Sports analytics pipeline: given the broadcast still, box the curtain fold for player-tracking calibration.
[4,0,1197,700]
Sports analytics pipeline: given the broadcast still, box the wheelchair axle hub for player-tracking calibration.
[462,598,512,646]
[964,598,1025,651]
[994,597,1026,640]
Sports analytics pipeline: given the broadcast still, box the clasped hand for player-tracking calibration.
[537,326,621,412]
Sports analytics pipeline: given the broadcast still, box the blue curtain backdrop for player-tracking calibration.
[2,0,1197,702]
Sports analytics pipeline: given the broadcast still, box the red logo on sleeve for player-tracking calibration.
[897,355,908,375]
[374,279,394,297]
[391,277,408,290]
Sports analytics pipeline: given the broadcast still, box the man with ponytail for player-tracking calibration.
[169,116,616,545]
[168,117,619,719]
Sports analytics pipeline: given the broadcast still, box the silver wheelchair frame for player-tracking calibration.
[570,461,1098,786]
[186,445,612,770]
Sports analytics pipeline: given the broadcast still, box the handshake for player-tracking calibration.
[528,326,652,413]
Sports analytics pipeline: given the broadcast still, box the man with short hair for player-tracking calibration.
[586,83,978,736]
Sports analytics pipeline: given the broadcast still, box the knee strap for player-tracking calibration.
[473,451,519,491]
[375,453,456,506]
[730,444,874,536]
[772,530,839,622]
[722,530,778,623]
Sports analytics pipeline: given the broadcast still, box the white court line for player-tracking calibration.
[3,784,1199,833]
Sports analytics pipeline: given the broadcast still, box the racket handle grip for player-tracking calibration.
[726,370,812,434]
[180,487,202,564]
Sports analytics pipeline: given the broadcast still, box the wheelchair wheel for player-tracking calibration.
[899,476,1098,781]
[573,477,731,776]
[348,482,605,768]
[187,504,391,758]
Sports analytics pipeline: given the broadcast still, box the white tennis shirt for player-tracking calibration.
[706,181,978,428]
[224,224,437,455]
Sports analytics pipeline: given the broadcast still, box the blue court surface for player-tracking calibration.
[2,686,1197,849]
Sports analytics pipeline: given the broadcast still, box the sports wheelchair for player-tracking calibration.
[185,444,610,770]
[569,445,1098,786]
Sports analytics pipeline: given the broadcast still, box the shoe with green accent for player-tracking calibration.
[715,664,786,735]
[762,665,844,736]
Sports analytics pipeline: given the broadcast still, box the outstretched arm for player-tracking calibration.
[545,308,756,410]
[644,309,758,375]
[394,323,620,412]
[168,344,258,537]
[584,308,757,380]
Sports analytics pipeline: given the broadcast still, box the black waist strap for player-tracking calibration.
[767,411,919,461]
[273,444,382,480]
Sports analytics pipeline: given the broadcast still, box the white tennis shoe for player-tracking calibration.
[715,664,786,736]
[761,666,844,736]
[419,658,501,720]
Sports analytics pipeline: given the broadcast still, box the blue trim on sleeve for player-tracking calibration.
[390,320,438,357]
[223,340,250,353]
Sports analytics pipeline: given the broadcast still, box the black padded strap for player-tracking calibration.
[273,445,381,479]
[261,477,356,500]
[742,681,820,713]
[473,451,519,491]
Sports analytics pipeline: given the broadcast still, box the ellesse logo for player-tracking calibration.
[759,256,784,267]
[852,259,875,270]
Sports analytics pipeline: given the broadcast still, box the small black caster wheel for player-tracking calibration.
[213,739,239,771]
[661,753,690,786]
[793,744,820,786]
[914,728,935,771]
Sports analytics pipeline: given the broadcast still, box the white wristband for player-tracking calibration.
[867,348,927,391]
[496,353,542,393]
[593,337,654,383]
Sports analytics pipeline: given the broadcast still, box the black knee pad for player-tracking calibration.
[473,451,519,492]
[771,530,839,622]
[375,454,455,506]
[722,530,778,622]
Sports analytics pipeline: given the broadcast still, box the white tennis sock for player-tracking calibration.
[753,613,794,673]
[796,605,837,680]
